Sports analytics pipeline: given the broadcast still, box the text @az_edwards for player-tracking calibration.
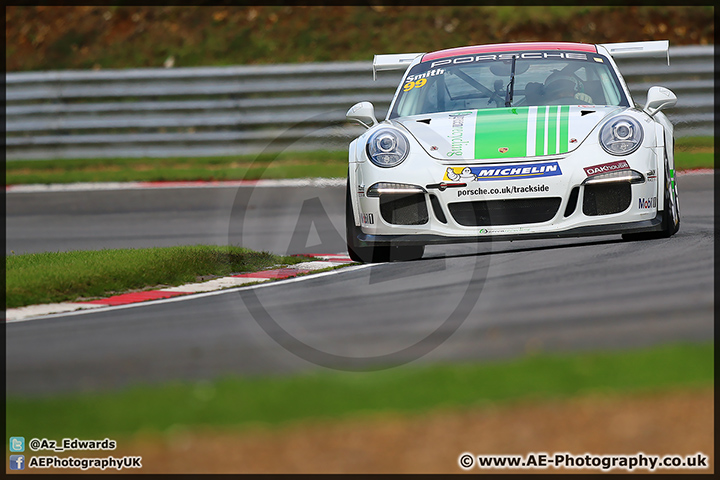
[28,437,116,452]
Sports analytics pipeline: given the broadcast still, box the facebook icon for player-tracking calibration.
[10,455,25,470]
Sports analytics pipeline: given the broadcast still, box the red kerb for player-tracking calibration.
[84,290,188,306]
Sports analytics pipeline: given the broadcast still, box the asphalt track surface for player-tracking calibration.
[5,174,714,395]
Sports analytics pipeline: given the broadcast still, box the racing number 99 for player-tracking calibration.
[403,78,427,91]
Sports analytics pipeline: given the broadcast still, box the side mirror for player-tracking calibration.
[346,101,378,129]
[643,86,677,117]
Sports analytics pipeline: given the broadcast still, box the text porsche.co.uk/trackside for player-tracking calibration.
[456,183,550,198]
[8,436,142,472]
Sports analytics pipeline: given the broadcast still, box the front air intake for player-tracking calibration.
[448,198,562,226]
[379,192,429,225]
[429,194,448,224]
[582,183,631,216]
[564,186,580,217]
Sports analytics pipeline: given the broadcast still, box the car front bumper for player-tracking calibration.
[355,214,663,246]
[350,140,664,246]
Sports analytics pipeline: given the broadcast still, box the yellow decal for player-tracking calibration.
[402,78,427,91]
[444,166,476,182]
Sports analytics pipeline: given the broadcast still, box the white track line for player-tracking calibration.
[5,178,345,193]
[677,168,713,176]
[5,263,375,324]
[6,256,353,322]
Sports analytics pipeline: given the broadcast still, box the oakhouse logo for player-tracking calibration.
[584,160,630,176]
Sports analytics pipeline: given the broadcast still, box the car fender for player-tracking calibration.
[648,112,675,212]
[654,110,675,167]
[348,139,362,227]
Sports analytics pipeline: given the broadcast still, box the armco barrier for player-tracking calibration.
[5,45,714,160]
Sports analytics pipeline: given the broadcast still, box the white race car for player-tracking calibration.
[346,41,680,262]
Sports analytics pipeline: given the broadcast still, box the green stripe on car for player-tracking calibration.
[474,108,528,159]
[474,106,571,160]
[535,107,546,156]
[559,106,570,153]
[536,106,570,156]
[547,107,558,155]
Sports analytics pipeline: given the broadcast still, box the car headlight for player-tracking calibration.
[366,128,409,168]
[599,115,644,156]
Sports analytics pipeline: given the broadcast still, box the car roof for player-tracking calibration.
[421,42,598,63]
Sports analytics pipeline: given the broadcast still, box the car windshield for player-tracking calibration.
[390,50,629,118]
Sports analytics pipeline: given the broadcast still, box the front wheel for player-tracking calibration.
[622,155,679,241]
[346,178,424,263]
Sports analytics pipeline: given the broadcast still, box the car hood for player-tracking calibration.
[394,105,626,161]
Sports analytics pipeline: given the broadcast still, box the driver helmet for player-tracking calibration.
[544,71,581,99]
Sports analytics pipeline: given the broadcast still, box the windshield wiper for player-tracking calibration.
[504,55,517,107]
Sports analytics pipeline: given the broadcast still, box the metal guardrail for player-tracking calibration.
[5,45,714,160]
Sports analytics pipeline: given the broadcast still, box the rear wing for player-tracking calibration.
[372,42,670,80]
[598,40,669,65]
[372,53,423,80]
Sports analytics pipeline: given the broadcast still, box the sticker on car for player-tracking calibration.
[444,161,562,182]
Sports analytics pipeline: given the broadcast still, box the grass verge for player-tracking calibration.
[674,152,714,170]
[5,150,348,185]
[5,245,308,309]
[675,136,715,170]
[5,342,712,440]
[5,138,713,185]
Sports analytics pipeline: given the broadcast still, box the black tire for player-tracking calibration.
[622,154,679,241]
[345,178,425,263]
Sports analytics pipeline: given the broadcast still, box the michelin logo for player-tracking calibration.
[444,161,562,182]
[446,167,476,182]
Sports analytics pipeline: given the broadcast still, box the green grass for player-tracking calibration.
[5,342,713,439]
[5,246,308,308]
[675,136,715,170]
[5,150,348,185]
[5,138,713,185]
[676,136,714,150]
[675,152,714,170]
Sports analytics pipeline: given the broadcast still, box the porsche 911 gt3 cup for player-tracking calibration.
[345,41,679,263]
